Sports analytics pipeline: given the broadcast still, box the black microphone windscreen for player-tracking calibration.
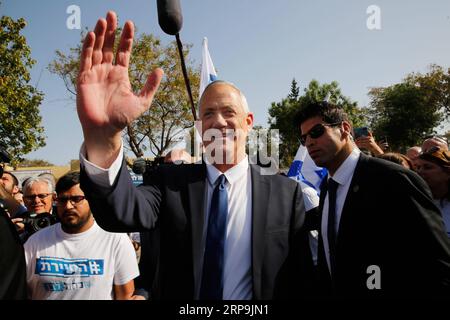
[132,158,147,175]
[157,0,183,35]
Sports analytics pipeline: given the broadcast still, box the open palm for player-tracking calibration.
[76,12,163,151]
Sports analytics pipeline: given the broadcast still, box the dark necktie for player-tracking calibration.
[327,178,339,277]
[200,174,228,300]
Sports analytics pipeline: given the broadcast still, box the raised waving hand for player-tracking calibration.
[77,11,163,167]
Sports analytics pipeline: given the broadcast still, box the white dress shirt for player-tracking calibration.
[321,148,361,274]
[434,199,450,238]
[80,142,253,300]
[204,157,253,300]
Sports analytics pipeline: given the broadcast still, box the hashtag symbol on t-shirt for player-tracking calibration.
[89,260,102,275]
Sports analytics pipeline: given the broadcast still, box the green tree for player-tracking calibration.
[49,29,200,158]
[367,64,450,152]
[288,78,300,101]
[0,13,45,163]
[404,64,450,119]
[368,82,442,152]
[269,79,366,168]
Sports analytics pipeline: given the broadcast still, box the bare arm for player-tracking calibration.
[355,132,384,156]
[77,11,163,168]
[113,280,144,300]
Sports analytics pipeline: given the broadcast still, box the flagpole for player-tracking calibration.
[175,33,197,121]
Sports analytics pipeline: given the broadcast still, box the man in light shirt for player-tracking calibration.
[76,11,313,300]
[296,101,450,297]
[24,172,140,300]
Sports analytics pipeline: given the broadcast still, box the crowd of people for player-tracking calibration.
[0,10,449,300]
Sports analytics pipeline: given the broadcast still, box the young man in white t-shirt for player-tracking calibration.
[24,171,140,300]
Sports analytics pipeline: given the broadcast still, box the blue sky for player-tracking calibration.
[3,0,450,165]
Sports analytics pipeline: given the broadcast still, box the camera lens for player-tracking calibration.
[36,217,51,229]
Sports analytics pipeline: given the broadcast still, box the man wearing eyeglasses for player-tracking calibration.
[23,171,141,300]
[11,176,56,241]
[295,101,450,297]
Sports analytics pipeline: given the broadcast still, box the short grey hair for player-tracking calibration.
[23,176,55,195]
[198,80,250,116]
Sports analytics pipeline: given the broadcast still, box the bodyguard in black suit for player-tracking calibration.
[296,101,450,297]
[76,11,312,300]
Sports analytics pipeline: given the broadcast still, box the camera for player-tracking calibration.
[132,157,165,184]
[22,212,58,235]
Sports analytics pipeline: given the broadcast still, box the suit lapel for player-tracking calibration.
[316,155,367,292]
[250,164,270,299]
[337,154,367,241]
[187,164,207,294]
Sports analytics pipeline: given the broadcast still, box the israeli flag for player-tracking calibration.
[199,37,218,96]
[287,145,327,210]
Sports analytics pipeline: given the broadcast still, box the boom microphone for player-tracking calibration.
[157,0,183,35]
[156,0,196,120]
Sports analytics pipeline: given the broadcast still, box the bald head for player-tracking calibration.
[422,137,448,153]
[164,149,191,164]
[406,146,422,160]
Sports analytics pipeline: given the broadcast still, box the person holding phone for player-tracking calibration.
[353,127,384,156]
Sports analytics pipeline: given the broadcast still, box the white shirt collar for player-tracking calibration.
[206,156,249,186]
[329,148,361,186]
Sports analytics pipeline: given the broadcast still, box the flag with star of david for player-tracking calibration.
[199,37,218,96]
[287,145,328,198]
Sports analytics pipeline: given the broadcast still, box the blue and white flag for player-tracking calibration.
[287,145,327,210]
[199,37,218,96]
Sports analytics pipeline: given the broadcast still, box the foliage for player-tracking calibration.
[367,64,450,152]
[269,79,366,168]
[49,28,200,157]
[0,13,45,164]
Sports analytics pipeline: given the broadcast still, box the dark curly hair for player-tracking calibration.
[294,101,350,132]
[55,171,80,194]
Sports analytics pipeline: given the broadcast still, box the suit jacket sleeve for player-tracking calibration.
[398,169,450,292]
[0,210,26,299]
[80,158,162,233]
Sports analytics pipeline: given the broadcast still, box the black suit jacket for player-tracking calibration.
[81,161,313,300]
[317,153,450,297]
[0,209,26,300]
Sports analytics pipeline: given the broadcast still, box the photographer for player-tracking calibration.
[24,171,140,300]
[12,176,57,243]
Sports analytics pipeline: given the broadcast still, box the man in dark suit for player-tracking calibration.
[295,101,450,297]
[0,184,26,299]
[76,11,312,300]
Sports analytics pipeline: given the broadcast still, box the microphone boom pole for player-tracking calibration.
[175,33,197,121]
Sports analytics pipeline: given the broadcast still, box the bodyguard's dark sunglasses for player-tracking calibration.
[300,122,342,146]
